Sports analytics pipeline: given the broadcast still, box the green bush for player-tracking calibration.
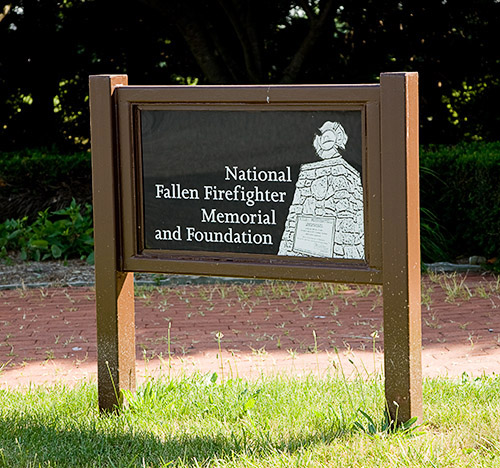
[0,147,91,190]
[420,141,500,262]
[0,148,92,222]
[1,144,499,266]
[0,200,94,263]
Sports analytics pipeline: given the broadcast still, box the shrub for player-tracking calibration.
[420,141,500,261]
[0,200,94,263]
[1,144,499,266]
[0,148,92,222]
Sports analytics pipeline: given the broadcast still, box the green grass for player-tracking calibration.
[1,373,500,467]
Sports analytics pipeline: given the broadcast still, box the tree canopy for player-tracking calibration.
[1,0,499,149]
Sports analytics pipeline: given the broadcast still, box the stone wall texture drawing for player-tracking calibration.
[278,121,364,260]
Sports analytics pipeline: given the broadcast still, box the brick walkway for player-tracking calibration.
[1,273,499,387]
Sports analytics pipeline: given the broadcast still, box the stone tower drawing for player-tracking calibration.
[278,121,364,260]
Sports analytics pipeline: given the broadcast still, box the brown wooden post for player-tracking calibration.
[89,75,136,411]
[380,72,423,424]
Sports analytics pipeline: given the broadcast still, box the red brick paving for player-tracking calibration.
[1,273,500,387]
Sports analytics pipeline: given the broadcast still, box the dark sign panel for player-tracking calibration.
[141,110,364,260]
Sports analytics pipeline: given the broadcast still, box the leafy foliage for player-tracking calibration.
[353,409,420,438]
[0,148,91,221]
[1,1,499,148]
[420,142,500,261]
[419,165,450,262]
[0,200,94,263]
[0,148,90,191]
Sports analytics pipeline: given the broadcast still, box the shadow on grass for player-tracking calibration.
[0,413,351,467]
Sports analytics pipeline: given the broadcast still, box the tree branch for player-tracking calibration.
[205,21,246,82]
[0,4,12,23]
[280,0,337,83]
[217,0,263,83]
[138,0,233,84]
[174,14,233,84]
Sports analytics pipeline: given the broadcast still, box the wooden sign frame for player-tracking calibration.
[89,73,422,424]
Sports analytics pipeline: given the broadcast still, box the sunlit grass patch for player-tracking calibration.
[1,373,500,467]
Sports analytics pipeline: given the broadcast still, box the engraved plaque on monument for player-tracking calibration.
[293,215,336,257]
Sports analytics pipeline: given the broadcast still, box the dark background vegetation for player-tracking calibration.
[1,0,499,149]
[0,0,499,264]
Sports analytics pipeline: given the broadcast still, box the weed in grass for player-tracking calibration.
[457,321,471,330]
[424,312,441,329]
[475,285,491,299]
[427,271,441,284]
[63,335,75,347]
[355,285,375,297]
[354,407,419,438]
[312,330,320,376]
[421,282,434,310]
[167,322,172,377]
[215,331,225,381]
[438,273,473,303]
[468,333,478,349]
[0,359,11,375]
[251,346,268,359]
[330,303,339,316]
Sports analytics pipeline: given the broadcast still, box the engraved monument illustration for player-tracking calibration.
[278,121,364,260]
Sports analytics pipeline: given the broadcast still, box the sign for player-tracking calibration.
[141,110,363,258]
[113,84,385,285]
[89,73,422,425]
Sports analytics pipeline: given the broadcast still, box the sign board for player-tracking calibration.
[141,110,362,257]
[115,84,384,284]
[90,73,422,424]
